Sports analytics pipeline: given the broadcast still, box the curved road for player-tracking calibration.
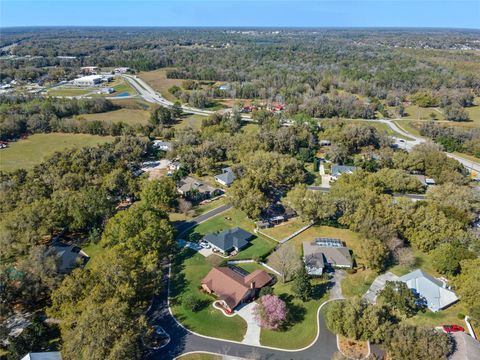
[148,267,340,360]
[124,74,479,174]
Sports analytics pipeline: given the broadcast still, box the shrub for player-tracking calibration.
[183,295,204,312]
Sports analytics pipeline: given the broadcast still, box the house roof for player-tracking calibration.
[450,332,480,360]
[303,241,352,268]
[215,167,236,185]
[399,269,458,312]
[331,165,357,177]
[204,227,253,252]
[201,267,272,309]
[21,352,62,360]
[46,242,89,273]
[177,177,218,194]
[153,140,172,151]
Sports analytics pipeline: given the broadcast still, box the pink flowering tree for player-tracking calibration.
[253,295,287,330]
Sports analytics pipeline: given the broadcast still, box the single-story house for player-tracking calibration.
[46,242,89,273]
[214,167,236,187]
[303,240,353,275]
[177,176,222,201]
[21,352,62,360]
[203,227,254,255]
[450,332,480,360]
[330,165,357,180]
[201,267,273,312]
[153,140,172,152]
[399,269,458,312]
[413,174,436,186]
[169,161,181,171]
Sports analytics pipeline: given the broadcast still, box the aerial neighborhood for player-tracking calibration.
[1,19,480,360]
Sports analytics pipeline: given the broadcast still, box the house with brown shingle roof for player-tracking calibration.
[201,267,273,312]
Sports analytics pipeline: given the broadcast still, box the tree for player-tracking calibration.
[444,104,469,122]
[377,281,425,318]
[149,105,173,126]
[267,243,301,283]
[292,266,313,301]
[454,258,480,318]
[384,324,452,360]
[171,101,183,118]
[284,184,336,223]
[6,317,58,360]
[360,238,389,272]
[431,242,475,276]
[228,177,268,220]
[253,295,287,330]
[178,198,193,215]
[140,177,178,212]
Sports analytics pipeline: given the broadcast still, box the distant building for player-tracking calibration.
[114,67,130,74]
[330,165,357,180]
[80,66,98,74]
[214,167,236,187]
[98,87,114,94]
[303,239,353,275]
[21,352,62,360]
[153,140,172,152]
[399,269,458,312]
[46,242,89,273]
[73,75,103,87]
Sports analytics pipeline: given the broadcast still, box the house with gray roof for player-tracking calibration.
[177,176,222,201]
[46,242,89,273]
[303,240,353,275]
[214,167,236,187]
[203,227,254,255]
[399,269,458,312]
[330,165,357,180]
[152,140,172,152]
[21,352,62,360]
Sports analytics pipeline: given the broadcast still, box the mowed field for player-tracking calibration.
[138,68,183,102]
[71,108,150,126]
[0,133,114,172]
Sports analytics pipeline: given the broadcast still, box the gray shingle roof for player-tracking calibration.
[399,269,458,312]
[204,227,253,252]
[331,165,357,177]
[214,167,236,186]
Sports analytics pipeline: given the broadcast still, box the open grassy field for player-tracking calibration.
[110,98,151,110]
[71,108,150,126]
[0,133,114,172]
[183,208,277,260]
[260,218,310,242]
[173,113,206,130]
[260,274,329,349]
[170,249,247,341]
[138,68,183,102]
[341,269,377,298]
[48,88,93,97]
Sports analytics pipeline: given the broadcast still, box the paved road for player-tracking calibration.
[147,266,340,360]
[307,185,426,201]
[175,203,233,237]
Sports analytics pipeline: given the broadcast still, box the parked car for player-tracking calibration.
[199,241,210,249]
[442,325,465,333]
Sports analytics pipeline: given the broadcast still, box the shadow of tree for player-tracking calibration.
[278,293,307,330]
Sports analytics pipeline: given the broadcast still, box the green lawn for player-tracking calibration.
[170,249,247,341]
[389,249,439,278]
[341,269,377,298]
[261,218,310,242]
[48,88,93,96]
[182,208,277,260]
[169,197,227,224]
[71,108,150,126]
[177,354,222,360]
[82,242,106,269]
[173,114,206,130]
[0,133,114,172]
[260,276,329,349]
[393,120,422,137]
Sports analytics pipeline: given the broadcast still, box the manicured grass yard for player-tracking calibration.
[0,133,114,172]
[71,108,150,126]
[260,217,310,242]
[260,276,329,349]
[341,269,377,298]
[170,249,247,341]
[82,242,106,269]
[183,208,277,260]
[177,354,222,360]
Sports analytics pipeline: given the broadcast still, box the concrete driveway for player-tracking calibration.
[236,302,261,346]
[363,272,399,304]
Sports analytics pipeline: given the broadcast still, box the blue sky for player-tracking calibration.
[1,0,479,28]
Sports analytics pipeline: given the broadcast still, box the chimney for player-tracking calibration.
[250,281,256,289]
